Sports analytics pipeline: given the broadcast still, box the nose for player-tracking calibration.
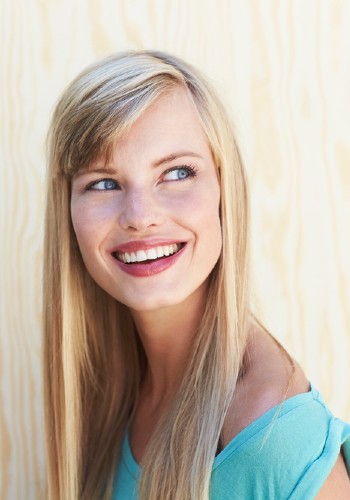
[119,188,164,232]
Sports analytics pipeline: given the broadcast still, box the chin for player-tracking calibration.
[118,284,207,314]
[124,296,183,313]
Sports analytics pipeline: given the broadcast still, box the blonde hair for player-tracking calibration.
[44,50,249,499]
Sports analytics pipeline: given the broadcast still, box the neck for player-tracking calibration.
[130,284,207,406]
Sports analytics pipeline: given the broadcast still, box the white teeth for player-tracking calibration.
[117,243,182,263]
[136,250,147,261]
[146,248,157,260]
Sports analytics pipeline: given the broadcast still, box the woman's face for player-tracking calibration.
[70,86,222,312]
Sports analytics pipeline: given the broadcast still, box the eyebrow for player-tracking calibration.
[152,150,203,167]
[74,150,203,178]
[74,166,117,178]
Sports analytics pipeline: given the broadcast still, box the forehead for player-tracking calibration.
[107,86,211,163]
[73,86,215,178]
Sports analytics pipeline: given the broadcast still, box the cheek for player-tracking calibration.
[205,209,222,259]
[202,186,222,256]
[71,196,116,236]
[70,204,108,260]
[184,186,222,254]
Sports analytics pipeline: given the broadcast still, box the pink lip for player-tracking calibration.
[110,242,187,277]
[111,238,185,253]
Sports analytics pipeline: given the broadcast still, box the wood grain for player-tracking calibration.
[1,0,349,497]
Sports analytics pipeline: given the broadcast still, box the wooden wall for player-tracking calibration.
[1,0,349,497]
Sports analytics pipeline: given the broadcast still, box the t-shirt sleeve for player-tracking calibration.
[210,392,350,500]
[289,415,350,499]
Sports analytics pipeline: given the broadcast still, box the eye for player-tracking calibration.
[162,165,197,182]
[87,178,119,191]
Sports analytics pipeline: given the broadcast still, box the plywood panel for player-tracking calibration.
[1,0,349,497]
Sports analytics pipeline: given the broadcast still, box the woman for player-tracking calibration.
[44,51,350,499]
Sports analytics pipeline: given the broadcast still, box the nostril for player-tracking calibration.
[116,184,170,231]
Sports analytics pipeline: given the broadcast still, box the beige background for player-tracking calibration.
[1,0,350,498]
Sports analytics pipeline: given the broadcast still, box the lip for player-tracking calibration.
[110,241,187,277]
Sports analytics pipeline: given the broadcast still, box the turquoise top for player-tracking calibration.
[112,384,350,499]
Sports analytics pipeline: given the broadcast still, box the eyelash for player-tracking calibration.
[85,178,120,191]
[162,164,198,182]
[84,164,198,191]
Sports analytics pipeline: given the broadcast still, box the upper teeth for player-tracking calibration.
[117,243,181,264]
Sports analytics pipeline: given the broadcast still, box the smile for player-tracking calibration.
[115,243,184,264]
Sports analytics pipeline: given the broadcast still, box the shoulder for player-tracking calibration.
[213,404,350,499]
[222,321,309,445]
[217,320,350,498]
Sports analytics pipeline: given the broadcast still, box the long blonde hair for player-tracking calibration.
[44,50,249,499]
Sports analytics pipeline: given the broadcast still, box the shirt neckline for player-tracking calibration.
[122,383,318,477]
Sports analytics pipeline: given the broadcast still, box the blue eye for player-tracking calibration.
[163,166,197,182]
[88,178,118,190]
